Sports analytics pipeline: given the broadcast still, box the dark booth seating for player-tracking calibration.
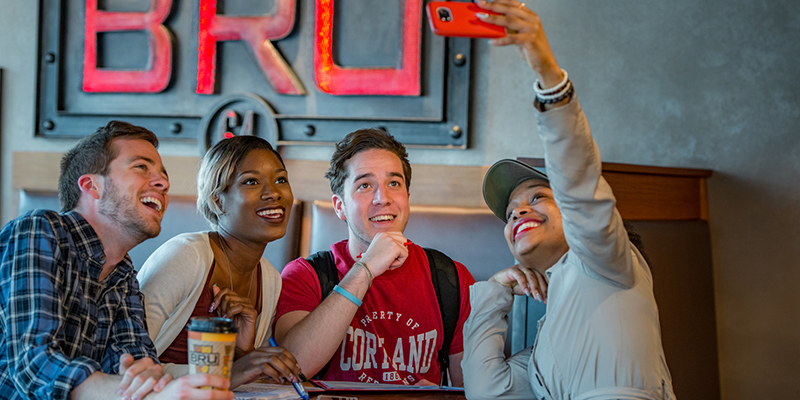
[308,200,515,281]
[17,189,304,271]
[629,220,718,400]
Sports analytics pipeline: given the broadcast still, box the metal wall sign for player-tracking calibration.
[35,0,473,149]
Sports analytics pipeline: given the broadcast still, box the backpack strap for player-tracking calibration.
[305,250,338,379]
[307,250,339,301]
[423,248,460,387]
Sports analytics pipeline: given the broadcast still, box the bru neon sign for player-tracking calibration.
[82,0,422,96]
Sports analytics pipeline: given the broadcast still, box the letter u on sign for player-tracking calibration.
[313,0,422,96]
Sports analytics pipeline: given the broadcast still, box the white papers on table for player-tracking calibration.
[233,383,302,400]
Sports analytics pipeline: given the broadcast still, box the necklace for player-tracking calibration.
[215,233,254,300]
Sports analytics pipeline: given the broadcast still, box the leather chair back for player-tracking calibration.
[309,200,517,355]
[309,200,515,280]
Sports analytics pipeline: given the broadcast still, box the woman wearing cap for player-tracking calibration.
[461,1,675,399]
[138,136,302,389]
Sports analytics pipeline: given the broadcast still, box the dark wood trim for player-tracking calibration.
[517,157,712,221]
[12,150,712,222]
[517,157,712,177]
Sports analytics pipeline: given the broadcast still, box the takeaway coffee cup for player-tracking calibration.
[187,317,237,384]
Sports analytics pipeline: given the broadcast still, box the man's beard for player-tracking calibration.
[341,202,372,250]
[98,178,161,244]
[345,218,373,250]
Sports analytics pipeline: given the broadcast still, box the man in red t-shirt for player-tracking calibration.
[274,129,474,386]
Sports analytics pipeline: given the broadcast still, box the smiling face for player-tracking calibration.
[97,138,169,242]
[215,148,294,245]
[332,148,410,254]
[504,178,569,271]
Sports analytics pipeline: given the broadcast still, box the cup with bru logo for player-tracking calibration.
[187,317,237,387]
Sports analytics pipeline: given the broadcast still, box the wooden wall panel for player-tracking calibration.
[14,152,711,220]
[518,157,712,221]
[12,152,201,197]
[604,172,705,220]
[13,152,491,257]
[13,152,490,208]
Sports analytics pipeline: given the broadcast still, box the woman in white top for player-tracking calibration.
[138,135,302,389]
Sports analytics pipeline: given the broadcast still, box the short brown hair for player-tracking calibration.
[325,128,412,197]
[58,121,159,211]
[197,136,285,229]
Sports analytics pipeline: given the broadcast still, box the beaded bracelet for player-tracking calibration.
[537,78,571,99]
[538,80,574,104]
[533,68,569,95]
[353,261,373,286]
[332,285,362,307]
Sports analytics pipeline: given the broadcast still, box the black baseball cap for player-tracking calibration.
[483,159,548,223]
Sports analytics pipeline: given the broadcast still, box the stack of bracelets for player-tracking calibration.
[533,68,574,104]
[331,261,373,307]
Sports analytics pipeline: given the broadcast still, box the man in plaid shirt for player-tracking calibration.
[0,122,233,400]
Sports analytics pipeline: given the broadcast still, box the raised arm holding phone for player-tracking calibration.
[461,1,676,399]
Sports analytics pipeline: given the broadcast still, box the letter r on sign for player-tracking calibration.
[196,0,305,95]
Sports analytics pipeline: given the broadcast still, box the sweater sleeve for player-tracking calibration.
[537,98,636,288]
[253,257,283,349]
[462,282,535,399]
[137,233,211,355]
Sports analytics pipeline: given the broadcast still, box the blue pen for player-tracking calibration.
[269,337,309,400]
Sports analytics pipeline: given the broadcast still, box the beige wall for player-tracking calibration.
[3,1,800,398]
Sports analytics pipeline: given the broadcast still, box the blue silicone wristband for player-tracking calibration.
[332,284,362,307]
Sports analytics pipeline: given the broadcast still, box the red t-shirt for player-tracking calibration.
[276,241,474,385]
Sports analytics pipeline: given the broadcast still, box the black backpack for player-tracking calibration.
[305,248,460,386]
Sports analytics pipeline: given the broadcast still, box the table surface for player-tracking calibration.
[242,381,467,400]
[310,393,466,400]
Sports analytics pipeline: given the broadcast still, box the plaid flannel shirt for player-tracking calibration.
[0,210,157,400]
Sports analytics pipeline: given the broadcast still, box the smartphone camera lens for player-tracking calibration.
[436,7,452,22]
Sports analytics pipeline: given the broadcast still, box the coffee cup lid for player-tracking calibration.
[186,317,237,333]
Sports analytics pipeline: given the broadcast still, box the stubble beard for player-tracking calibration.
[341,201,374,253]
[99,178,161,244]
[345,218,373,252]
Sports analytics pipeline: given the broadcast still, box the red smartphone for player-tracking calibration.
[426,1,506,38]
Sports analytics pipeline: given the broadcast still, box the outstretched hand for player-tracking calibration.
[475,0,564,87]
[489,264,549,303]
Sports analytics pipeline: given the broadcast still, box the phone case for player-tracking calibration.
[426,1,506,38]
